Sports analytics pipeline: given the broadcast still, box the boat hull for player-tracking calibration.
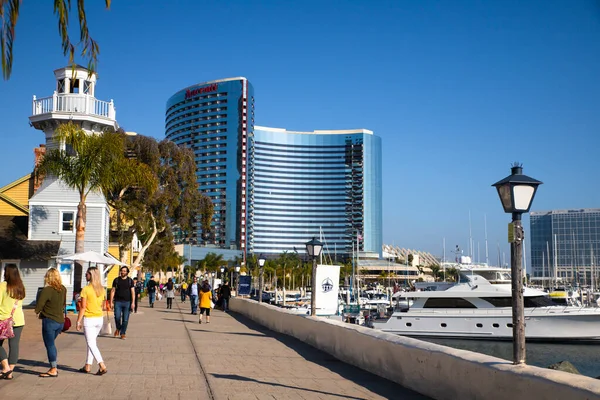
[372,308,600,341]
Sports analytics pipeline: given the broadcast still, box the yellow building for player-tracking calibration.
[0,173,34,216]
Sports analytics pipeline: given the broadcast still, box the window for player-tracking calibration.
[83,81,91,94]
[60,211,75,233]
[57,79,65,93]
[481,297,513,307]
[423,298,477,308]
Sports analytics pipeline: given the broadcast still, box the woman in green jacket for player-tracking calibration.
[34,268,66,378]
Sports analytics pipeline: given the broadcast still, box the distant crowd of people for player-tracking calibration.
[0,265,233,380]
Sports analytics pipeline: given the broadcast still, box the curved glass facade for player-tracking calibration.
[165,78,254,250]
[248,127,382,258]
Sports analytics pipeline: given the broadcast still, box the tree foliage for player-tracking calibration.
[111,135,211,270]
[1,0,111,80]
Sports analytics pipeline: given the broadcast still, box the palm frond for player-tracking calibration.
[0,0,20,80]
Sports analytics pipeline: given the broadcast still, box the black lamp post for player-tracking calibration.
[220,266,225,281]
[258,255,266,303]
[492,163,542,365]
[305,237,323,316]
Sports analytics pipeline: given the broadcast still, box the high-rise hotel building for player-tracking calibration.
[530,208,600,283]
[165,78,254,251]
[248,126,382,258]
[166,78,382,260]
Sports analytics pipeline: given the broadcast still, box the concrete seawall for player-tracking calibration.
[230,298,600,400]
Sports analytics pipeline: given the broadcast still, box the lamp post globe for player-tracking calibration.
[492,163,542,366]
[305,237,323,316]
[492,164,542,220]
[258,255,266,303]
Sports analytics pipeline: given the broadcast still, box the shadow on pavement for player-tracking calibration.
[226,312,429,400]
[162,318,195,323]
[189,329,266,337]
[16,359,81,374]
[210,373,369,400]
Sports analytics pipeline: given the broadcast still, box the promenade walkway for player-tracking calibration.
[0,297,429,399]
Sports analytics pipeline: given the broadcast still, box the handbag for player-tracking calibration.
[62,291,71,332]
[0,301,19,340]
[100,310,113,336]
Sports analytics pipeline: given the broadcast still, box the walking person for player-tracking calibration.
[0,264,25,380]
[165,278,175,309]
[76,267,108,376]
[133,277,143,313]
[147,276,157,308]
[220,281,232,312]
[34,268,67,378]
[110,266,134,340]
[198,280,212,324]
[181,281,188,303]
[186,276,200,315]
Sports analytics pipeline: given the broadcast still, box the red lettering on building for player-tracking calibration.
[185,83,218,100]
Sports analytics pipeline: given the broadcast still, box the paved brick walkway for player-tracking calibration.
[0,297,429,399]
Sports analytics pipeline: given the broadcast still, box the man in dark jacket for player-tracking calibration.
[186,277,201,315]
[220,281,232,312]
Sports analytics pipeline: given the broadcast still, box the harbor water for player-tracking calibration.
[420,338,600,378]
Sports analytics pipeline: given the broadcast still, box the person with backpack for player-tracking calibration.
[133,277,143,313]
[147,276,158,307]
[109,266,134,340]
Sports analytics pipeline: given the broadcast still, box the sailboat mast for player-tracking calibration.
[443,238,446,282]
[542,252,546,290]
[484,214,489,265]
[469,210,473,260]
[554,234,558,289]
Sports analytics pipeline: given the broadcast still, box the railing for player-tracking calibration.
[32,92,116,120]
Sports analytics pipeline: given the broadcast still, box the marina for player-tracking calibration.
[420,337,600,378]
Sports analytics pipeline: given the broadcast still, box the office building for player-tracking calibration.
[530,208,600,284]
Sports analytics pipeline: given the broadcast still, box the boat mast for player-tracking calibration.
[542,252,546,290]
[484,214,489,265]
[469,210,473,260]
[591,246,595,294]
[443,237,446,282]
[546,241,551,290]
[554,234,558,289]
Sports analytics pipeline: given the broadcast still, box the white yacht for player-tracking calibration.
[372,274,600,341]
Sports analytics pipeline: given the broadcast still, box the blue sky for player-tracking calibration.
[1,1,599,266]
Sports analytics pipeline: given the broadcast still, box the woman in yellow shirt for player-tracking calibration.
[198,280,212,324]
[0,264,25,380]
[76,267,108,375]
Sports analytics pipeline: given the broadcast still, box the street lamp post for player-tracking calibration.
[258,255,266,303]
[220,266,225,281]
[492,163,542,365]
[305,237,323,317]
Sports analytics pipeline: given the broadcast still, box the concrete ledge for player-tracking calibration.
[231,297,600,400]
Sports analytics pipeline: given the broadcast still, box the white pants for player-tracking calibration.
[83,316,104,365]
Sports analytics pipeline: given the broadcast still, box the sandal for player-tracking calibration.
[78,366,90,374]
[39,372,58,378]
[95,368,108,376]
[0,370,13,379]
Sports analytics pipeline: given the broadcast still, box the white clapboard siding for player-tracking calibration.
[20,260,49,306]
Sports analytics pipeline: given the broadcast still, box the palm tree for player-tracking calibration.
[1,0,111,80]
[36,122,125,293]
[200,252,224,276]
[429,265,441,281]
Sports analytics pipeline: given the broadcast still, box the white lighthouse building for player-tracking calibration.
[28,65,118,292]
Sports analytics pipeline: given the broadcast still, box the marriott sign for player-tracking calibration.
[185,84,218,99]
